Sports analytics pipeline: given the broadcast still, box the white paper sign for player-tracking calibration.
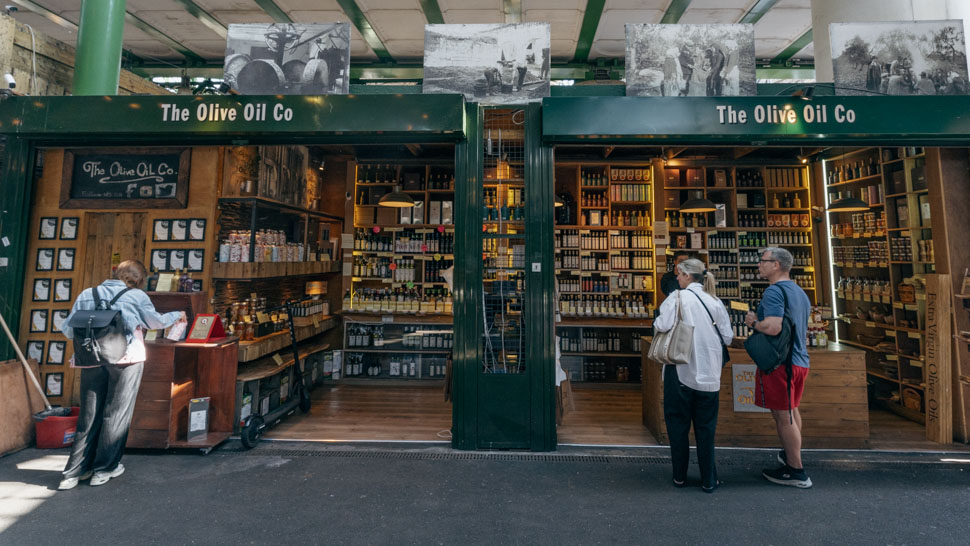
[654,221,669,246]
[34,279,50,301]
[169,250,186,270]
[51,310,69,333]
[155,220,170,240]
[152,250,168,271]
[48,342,64,363]
[54,279,71,301]
[189,219,206,240]
[732,364,770,413]
[61,218,78,239]
[57,249,75,270]
[27,342,43,362]
[188,250,204,271]
[172,220,188,241]
[37,249,54,270]
[40,218,57,239]
[190,410,207,432]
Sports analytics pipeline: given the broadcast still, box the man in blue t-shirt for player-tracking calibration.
[744,247,813,489]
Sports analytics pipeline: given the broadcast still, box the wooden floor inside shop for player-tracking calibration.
[263,383,453,443]
[262,383,968,451]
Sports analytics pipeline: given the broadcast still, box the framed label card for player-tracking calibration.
[185,314,226,343]
[47,341,66,365]
[33,279,51,302]
[39,217,58,239]
[60,217,79,240]
[54,279,73,302]
[189,219,206,241]
[151,249,169,272]
[57,248,76,271]
[188,249,204,272]
[30,310,48,333]
[26,341,44,362]
[171,220,188,241]
[36,248,54,271]
[169,249,186,270]
[45,373,63,397]
[153,219,171,241]
[51,310,70,333]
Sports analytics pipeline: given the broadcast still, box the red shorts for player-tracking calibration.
[755,365,809,410]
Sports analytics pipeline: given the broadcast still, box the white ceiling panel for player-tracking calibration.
[524,9,581,39]
[523,0,585,9]
[793,40,813,60]
[589,39,626,59]
[350,42,378,60]
[383,39,426,59]
[595,9,665,40]
[119,20,173,43]
[679,9,746,24]
[438,0,503,9]
[126,0,194,12]
[193,0,262,11]
[754,8,810,40]
[775,0,811,8]
[603,0,668,10]
[287,10,349,24]
[25,0,78,11]
[212,10,275,24]
[689,0,753,9]
[275,0,343,11]
[125,40,185,59]
[550,39,577,60]
[134,10,227,42]
[9,12,75,43]
[755,37,795,58]
[366,9,427,41]
[441,10,505,24]
[356,0,422,10]
[182,40,231,58]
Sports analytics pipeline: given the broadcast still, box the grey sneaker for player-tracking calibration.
[90,464,125,486]
[762,464,812,489]
[57,471,93,491]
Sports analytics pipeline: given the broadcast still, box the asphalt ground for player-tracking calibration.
[1,441,969,545]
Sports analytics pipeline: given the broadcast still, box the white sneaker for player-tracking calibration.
[57,471,93,491]
[89,464,125,486]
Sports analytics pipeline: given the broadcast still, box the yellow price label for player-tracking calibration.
[272,354,284,366]
[729,301,750,312]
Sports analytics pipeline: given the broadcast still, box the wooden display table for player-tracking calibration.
[128,337,239,450]
[642,342,869,448]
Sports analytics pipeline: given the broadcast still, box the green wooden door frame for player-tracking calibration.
[0,138,35,361]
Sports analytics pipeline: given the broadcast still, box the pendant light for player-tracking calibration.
[378,187,415,208]
[680,190,717,213]
[827,194,869,212]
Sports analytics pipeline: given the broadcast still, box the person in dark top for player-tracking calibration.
[706,46,725,96]
[865,58,882,92]
[661,252,691,297]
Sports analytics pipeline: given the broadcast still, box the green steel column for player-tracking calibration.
[452,103,483,450]
[73,0,128,95]
[0,138,35,361]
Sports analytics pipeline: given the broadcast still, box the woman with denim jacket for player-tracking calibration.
[653,258,733,493]
[58,260,185,490]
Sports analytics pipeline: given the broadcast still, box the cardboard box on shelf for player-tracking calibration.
[442,201,453,224]
[429,201,442,224]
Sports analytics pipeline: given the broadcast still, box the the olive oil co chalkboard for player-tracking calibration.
[60,147,191,208]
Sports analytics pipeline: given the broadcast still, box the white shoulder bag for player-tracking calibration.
[647,290,694,365]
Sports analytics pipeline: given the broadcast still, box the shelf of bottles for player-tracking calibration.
[349,161,456,317]
[825,146,931,421]
[558,327,650,383]
[342,321,452,380]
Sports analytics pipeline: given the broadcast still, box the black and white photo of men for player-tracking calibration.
[626,24,755,97]
[831,20,969,95]
[224,23,351,95]
[424,23,551,105]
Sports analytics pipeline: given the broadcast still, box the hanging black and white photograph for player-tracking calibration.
[625,24,756,97]
[224,23,351,95]
[830,21,968,96]
[424,23,551,105]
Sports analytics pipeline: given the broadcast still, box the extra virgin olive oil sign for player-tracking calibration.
[60,147,191,209]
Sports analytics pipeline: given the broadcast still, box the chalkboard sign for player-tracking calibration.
[60,147,190,209]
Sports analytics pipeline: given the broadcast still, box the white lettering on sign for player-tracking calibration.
[716,103,856,126]
[161,102,293,124]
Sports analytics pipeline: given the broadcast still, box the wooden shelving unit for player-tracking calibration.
[826,146,934,424]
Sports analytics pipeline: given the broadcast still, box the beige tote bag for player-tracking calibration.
[647,290,694,365]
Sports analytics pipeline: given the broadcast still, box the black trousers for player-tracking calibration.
[62,362,144,478]
[663,365,719,488]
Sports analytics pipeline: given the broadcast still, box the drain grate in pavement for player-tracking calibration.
[215,447,671,465]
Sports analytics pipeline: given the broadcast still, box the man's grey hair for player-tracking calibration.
[762,247,793,272]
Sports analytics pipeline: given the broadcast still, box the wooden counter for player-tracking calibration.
[642,342,869,448]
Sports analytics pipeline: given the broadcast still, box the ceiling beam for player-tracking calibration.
[405,144,423,157]
[169,0,227,39]
[419,0,445,25]
[738,0,780,24]
[253,0,293,24]
[772,28,813,64]
[666,147,687,160]
[334,0,394,63]
[125,12,207,63]
[504,0,522,24]
[660,0,692,24]
[732,147,757,159]
[572,0,606,63]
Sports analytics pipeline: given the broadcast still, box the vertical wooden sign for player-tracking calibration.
[924,274,952,443]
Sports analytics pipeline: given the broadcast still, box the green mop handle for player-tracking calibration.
[0,311,53,411]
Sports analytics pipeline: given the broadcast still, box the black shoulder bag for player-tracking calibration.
[743,286,795,374]
[685,289,730,366]
[67,286,132,366]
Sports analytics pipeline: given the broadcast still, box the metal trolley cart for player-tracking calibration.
[234,299,329,448]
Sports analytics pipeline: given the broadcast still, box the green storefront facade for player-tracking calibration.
[2,93,970,450]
